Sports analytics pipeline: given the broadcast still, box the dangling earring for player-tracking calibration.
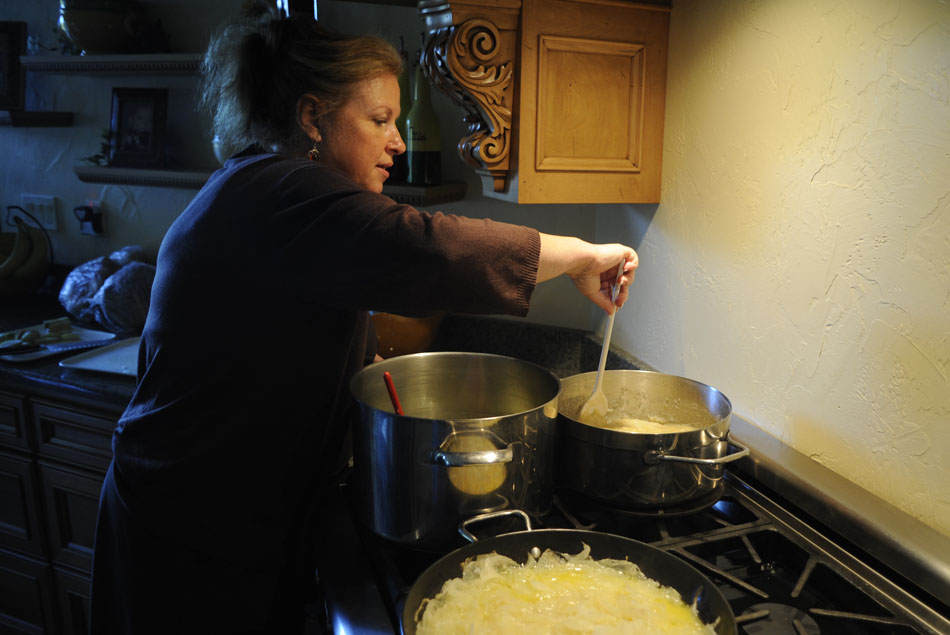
[308,143,320,162]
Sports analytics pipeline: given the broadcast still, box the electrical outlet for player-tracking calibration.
[11,194,59,231]
[77,201,105,235]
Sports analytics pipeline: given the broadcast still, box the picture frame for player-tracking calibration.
[0,22,27,110]
[108,87,168,167]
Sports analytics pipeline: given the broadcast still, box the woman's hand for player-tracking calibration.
[537,234,638,315]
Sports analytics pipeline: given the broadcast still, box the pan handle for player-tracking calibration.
[646,432,750,465]
[459,509,533,543]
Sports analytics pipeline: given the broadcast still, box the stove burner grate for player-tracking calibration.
[556,482,726,521]
[738,602,820,634]
[315,471,949,635]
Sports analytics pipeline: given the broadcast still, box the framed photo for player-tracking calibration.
[108,87,168,167]
[0,22,27,110]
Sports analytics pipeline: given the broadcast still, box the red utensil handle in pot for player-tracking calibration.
[383,371,404,415]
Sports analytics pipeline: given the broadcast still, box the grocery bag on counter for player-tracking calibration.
[59,245,156,335]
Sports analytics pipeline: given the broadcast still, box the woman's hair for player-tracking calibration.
[199,8,403,156]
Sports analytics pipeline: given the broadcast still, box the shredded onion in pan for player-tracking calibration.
[415,543,717,634]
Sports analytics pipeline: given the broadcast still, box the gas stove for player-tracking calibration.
[312,416,950,634]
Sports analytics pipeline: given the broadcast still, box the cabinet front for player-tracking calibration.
[54,565,92,635]
[421,0,670,204]
[516,0,670,203]
[0,391,30,452]
[0,451,45,558]
[31,400,115,473]
[0,548,56,635]
[39,462,103,573]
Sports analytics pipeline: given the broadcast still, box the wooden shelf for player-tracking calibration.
[0,111,73,127]
[19,53,202,74]
[73,165,213,189]
[382,181,467,206]
[72,165,466,200]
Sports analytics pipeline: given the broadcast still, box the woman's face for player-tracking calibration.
[319,73,406,193]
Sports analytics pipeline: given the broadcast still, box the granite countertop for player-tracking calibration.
[0,293,137,410]
[1,291,647,412]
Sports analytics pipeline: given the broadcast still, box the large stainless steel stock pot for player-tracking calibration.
[349,352,560,549]
[557,370,749,508]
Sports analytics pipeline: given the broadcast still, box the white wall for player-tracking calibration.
[603,0,950,536]
[0,0,235,266]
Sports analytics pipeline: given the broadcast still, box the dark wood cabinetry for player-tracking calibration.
[0,387,121,635]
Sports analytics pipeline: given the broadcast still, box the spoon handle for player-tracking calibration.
[591,261,626,393]
[591,312,615,393]
[383,371,404,415]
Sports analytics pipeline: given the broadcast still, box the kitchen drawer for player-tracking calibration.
[0,547,56,635]
[32,400,115,474]
[53,566,90,635]
[0,391,30,453]
[0,450,45,558]
[38,462,103,573]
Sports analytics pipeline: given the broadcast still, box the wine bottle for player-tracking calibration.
[405,51,441,186]
[390,37,410,183]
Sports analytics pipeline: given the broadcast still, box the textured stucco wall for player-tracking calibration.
[602,0,950,535]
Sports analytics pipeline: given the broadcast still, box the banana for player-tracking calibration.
[12,217,51,281]
[0,220,32,280]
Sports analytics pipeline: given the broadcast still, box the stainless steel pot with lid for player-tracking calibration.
[349,352,560,549]
[557,370,749,508]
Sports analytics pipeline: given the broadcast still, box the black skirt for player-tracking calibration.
[89,463,311,635]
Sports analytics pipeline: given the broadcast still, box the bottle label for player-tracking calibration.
[407,125,440,152]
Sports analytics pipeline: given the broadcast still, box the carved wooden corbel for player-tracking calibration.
[419,2,521,193]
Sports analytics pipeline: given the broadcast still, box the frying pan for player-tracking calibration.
[402,510,736,634]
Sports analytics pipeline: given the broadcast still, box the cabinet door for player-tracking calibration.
[0,548,56,635]
[0,391,30,452]
[38,462,103,573]
[0,451,45,558]
[515,0,669,203]
[54,566,90,635]
[31,401,115,474]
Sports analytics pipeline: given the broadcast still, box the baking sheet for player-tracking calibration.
[0,325,116,362]
[59,337,141,377]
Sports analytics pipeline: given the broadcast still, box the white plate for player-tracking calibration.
[59,337,140,377]
[0,324,116,362]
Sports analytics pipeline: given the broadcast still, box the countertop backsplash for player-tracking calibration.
[430,314,650,378]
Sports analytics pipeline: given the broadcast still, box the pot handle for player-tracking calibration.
[426,432,515,467]
[428,446,514,466]
[459,509,533,543]
[646,432,750,465]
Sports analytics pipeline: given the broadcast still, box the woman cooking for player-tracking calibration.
[89,8,638,635]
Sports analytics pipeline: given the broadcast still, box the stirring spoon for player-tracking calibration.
[577,262,625,426]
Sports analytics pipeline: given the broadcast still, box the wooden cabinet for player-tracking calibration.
[0,388,120,635]
[420,0,671,204]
